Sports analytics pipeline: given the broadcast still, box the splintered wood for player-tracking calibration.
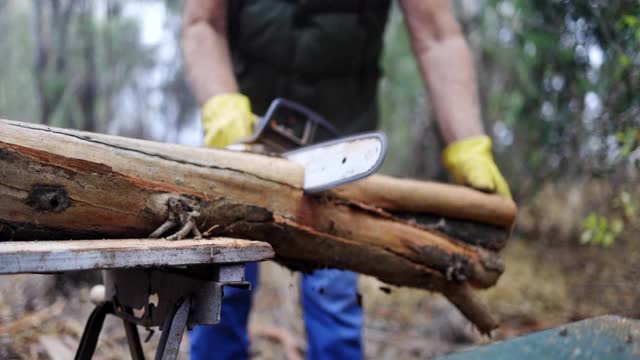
[0,119,517,333]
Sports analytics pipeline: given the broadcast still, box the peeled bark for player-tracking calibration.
[0,119,517,333]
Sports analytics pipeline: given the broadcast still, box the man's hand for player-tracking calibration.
[202,94,258,148]
[443,135,512,198]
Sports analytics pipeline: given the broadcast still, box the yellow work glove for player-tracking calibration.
[202,93,258,148]
[442,135,512,198]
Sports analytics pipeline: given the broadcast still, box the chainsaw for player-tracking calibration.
[230,98,387,193]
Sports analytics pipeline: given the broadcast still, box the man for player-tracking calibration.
[182,1,511,359]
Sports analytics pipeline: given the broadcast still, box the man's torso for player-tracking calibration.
[228,0,391,135]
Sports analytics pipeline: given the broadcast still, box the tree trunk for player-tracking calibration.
[32,0,50,125]
[0,119,517,333]
[78,0,97,132]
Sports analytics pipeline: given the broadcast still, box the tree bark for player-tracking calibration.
[0,119,517,333]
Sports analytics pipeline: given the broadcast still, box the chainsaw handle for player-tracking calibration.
[249,98,341,148]
[264,98,341,139]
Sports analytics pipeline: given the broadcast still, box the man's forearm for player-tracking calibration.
[400,1,511,196]
[399,0,485,144]
[182,0,237,105]
[414,35,484,144]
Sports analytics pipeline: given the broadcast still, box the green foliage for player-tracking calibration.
[474,0,640,189]
[580,213,623,247]
[615,191,637,223]
[615,128,639,157]
[580,191,636,247]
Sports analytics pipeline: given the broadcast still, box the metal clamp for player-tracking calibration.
[75,264,251,360]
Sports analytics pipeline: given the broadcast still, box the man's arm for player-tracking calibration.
[399,1,511,198]
[399,0,483,144]
[182,0,237,105]
[182,0,258,149]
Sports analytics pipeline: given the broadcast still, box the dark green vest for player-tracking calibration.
[228,0,391,135]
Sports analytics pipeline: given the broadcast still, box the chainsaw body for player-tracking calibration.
[242,98,342,152]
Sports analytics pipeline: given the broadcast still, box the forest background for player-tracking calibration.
[0,1,638,358]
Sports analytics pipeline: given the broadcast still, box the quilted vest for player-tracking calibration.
[228,0,391,134]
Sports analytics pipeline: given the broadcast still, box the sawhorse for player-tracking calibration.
[0,238,274,360]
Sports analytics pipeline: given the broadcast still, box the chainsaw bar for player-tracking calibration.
[283,132,387,193]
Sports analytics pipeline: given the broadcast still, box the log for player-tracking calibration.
[0,119,517,333]
[335,175,517,227]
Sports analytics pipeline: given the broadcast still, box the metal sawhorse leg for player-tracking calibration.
[75,265,249,360]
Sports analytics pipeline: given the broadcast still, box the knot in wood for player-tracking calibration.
[26,185,71,213]
[167,198,199,218]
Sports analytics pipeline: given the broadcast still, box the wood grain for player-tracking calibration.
[0,238,274,274]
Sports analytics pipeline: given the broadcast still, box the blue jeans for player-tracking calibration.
[189,263,363,359]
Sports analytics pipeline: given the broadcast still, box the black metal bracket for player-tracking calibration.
[74,264,250,360]
[75,302,114,360]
